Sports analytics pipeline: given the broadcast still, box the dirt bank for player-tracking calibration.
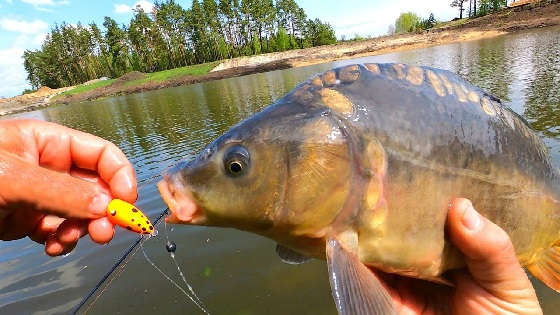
[2,1,559,116]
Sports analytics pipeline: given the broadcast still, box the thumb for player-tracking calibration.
[0,151,110,219]
[447,198,535,294]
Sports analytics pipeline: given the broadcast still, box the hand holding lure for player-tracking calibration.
[106,199,154,234]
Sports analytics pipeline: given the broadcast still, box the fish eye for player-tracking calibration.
[223,145,250,177]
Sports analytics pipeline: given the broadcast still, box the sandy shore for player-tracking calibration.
[1,1,559,116]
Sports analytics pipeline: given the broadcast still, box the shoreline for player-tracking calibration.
[1,2,559,117]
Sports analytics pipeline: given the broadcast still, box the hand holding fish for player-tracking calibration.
[0,119,137,256]
[383,198,542,314]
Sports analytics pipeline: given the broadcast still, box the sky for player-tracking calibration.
[0,0,458,98]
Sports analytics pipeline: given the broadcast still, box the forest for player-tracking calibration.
[451,0,510,19]
[23,0,337,89]
[390,0,511,34]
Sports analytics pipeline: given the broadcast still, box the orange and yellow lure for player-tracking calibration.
[106,199,154,235]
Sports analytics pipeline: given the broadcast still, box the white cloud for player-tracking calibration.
[326,0,458,38]
[114,3,131,13]
[21,0,54,5]
[0,47,23,67]
[5,0,13,4]
[0,18,48,97]
[32,32,47,45]
[0,18,48,34]
[20,0,69,11]
[134,0,153,13]
[114,1,153,14]
[0,46,29,98]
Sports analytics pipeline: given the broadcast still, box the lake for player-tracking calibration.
[1,25,560,314]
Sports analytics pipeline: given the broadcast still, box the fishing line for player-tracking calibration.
[71,208,169,315]
[137,154,197,188]
[137,173,163,187]
[163,220,206,307]
[140,242,210,314]
[72,156,200,313]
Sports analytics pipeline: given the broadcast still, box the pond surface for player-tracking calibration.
[1,25,560,314]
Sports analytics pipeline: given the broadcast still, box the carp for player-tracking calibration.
[158,63,560,314]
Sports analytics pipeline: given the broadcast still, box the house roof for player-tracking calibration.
[508,0,536,7]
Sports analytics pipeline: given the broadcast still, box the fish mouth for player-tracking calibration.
[157,175,206,225]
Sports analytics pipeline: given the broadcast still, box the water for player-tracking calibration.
[1,25,559,314]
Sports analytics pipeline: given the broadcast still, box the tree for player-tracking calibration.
[490,0,507,12]
[451,0,467,19]
[103,17,130,77]
[394,12,420,33]
[418,13,437,31]
[304,18,336,46]
[477,0,507,16]
[275,27,290,51]
[22,0,340,89]
[276,0,306,48]
[155,0,192,67]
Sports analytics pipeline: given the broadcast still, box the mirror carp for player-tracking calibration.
[158,63,560,314]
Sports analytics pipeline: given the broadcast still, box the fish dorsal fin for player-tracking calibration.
[527,244,560,292]
[275,244,311,265]
[326,236,396,315]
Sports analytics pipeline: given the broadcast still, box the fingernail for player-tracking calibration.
[115,170,136,200]
[89,193,111,216]
[121,172,135,191]
[462,204,482,231]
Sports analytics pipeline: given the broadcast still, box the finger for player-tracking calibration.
[69,167,111,196]
[88,217,114,244]
[35,132,72,172]
[0,208,43,241]
[65,125,137,202]
[69,167,103,183]
[0,151,111,219]
[56,219,88,246]
[29,215,65,244]
[447,198,534,293]
[20,120,137,203]
[45,234,64,256]
[45,220,89,256]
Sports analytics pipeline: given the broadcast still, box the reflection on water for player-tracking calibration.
[1,26,560,314]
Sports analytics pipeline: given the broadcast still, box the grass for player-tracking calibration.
[124,61,219,87]
[434,18,470,29]
[57,61,219,98]
[59,79,115,96]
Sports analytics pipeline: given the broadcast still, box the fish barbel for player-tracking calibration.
[158,63,560,314]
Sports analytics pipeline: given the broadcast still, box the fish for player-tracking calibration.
[158,63,560,314]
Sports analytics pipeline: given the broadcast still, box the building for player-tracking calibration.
[508,0,537,7]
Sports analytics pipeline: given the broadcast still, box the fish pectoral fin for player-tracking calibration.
[326,237,396,315]
[527,244,560,292]
[275,244,311,265]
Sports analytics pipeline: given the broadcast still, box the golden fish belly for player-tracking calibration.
[356,153,560,280]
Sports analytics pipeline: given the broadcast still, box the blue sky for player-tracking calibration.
[0,0,458,97]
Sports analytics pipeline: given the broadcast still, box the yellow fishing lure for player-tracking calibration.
[106,199,154,234]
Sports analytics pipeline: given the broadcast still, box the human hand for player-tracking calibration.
[0,119,137,256]
[381,198,542,314]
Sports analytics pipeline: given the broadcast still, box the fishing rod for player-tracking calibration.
[71,208,169,315]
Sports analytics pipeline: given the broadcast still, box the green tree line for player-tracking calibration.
[389,0,511,35]
[451,0,510,19]
[23,0,336,89]
[389,12,437,34]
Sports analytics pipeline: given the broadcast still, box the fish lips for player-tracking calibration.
[158,174,206,225]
